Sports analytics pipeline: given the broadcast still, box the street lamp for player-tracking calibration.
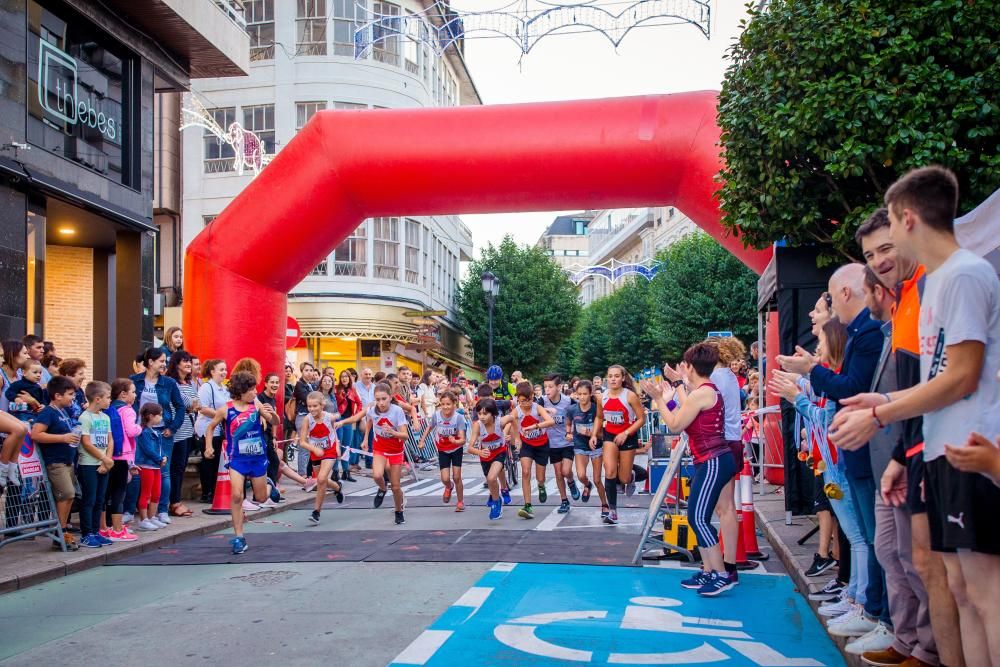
[481,270,500,366]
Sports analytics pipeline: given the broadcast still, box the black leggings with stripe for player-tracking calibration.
[688,453,736,548]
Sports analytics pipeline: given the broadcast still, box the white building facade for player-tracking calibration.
[178,0,482,377]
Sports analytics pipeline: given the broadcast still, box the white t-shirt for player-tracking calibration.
[139,383,159,410]
[710,367,743,442]
[919,249,1000,461]
[195,380,230,438]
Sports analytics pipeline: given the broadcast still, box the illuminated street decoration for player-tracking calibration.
[180,93,273,177]
[355,0,711,58]
[566,259,661,284]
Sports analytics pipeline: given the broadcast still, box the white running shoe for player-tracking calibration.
[258,498,280,508]
[829,608,877,638]
[827,604,862,626]
[845,622,894,654]
[122,512,134,525]
[6,463,20,487]
[148,517,168,528]
[137,519,159,531]
[242,498,263,511]
[818,593,853,617]
[156,512,172,524]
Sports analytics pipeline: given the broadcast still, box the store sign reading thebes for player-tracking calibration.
[36,40,120,142]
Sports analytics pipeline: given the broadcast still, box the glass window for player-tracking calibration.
[333,101,367,110]
[203,107,236,173]
[404,219,420,284]
[332,0,364,56]
[373,216,399,280]
[372,1,400,66]
[334,221,367,276]
[423,227,430,288]
[421,23,430,82]
[242,104,276,154]
[574,220,587,235]
[296,101,325,130]
[297,0,327,56]
[246,0,275,61]
[404,12,419,74]
[310,259,329,276]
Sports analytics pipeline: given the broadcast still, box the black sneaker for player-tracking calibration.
[308,510,321,525]
[538,485,548,504]
[394,511,405,525]
[808,577,845,601]
[374,489,386,509]
[805,553,836,577]
[557,499,570,514]
[335,488,344,504]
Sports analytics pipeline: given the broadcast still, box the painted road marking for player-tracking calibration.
[453,586,493,618]
[393,630,453,665]
[490,562,517,572]
[535,506,568,531]
[390,563,843,667]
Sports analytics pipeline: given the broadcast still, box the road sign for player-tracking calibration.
[286,316,302,348]
[707,330,733,338]
[403,309,447,318]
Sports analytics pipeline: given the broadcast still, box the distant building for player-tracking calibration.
[536,212,596,268]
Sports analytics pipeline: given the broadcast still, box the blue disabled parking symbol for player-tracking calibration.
[392,563,845,666]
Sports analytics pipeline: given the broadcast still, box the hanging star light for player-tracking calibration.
[355,0,711,59]
[179,93,274,177]
[565,258,662,285]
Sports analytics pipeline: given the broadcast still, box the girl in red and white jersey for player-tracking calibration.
[419,390,468,511]
[467,398,517,520]
[301,392,346,525]
[362,382,411,525]
[600,365,645,525]
[512,381,554,520]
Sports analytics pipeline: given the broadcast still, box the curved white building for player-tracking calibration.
[177,0,482,377]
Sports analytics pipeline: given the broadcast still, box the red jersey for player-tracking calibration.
[516,402,548,447]
[368,404,407,454]
[428,409,467,453]
[685,383,730,464]
[601,388,637,436]
[477,418,507,462]
[306,412,339,461]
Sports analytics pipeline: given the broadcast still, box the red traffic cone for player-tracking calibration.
[202,446,232,515]
[740,460,768,560]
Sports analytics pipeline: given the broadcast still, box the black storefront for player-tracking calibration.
[0,0,157,379]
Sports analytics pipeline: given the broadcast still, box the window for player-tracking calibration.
[246,0,275,61]
[423,227,430,287]
[404,12,420,74]
[574,219,587,235]
[204,107,236,173]
[203,215,218,226]
[297,0,327,55]
[310,259,329,276]
[372,1,400,66]
[333,101,367,110]
[334,221,367,276]
[242,104,276,154]
[296,101,325,130]
[404,219,420,283]
[421,23,431,82]
[332,0,364,56]
[373,216,399,280]
[445,71,457,106]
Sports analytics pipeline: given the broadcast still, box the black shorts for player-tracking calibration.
[605,432,639,451]
[906,452,927,514]
[925,457,1000,554]
[520,444,550,466]
[549,447,574,464]
[481,451,507,476]
[438,448,464,469]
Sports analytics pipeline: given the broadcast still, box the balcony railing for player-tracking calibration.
[213,0,247,31]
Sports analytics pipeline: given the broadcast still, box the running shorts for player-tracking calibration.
[227,456,268,479]
[574,446,603,459]
[520,443,550,466]
[605,432,639,451]
[548,447,574,464]
[924,457,1000,554]
[906,452,927,515]
[481,451,507,476]
[374,447,404,466]
[438,448,464,469]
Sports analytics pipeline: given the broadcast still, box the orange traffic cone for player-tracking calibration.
[202,446,232,515]
[740,460,768,560]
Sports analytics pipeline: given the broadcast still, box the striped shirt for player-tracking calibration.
[175,381,198,441]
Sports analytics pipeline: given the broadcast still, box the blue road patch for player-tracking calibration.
[391,563,845,666]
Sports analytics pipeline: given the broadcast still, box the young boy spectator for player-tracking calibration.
[30,375,82,550]
[4,360,47,423]
[78,381,114,548]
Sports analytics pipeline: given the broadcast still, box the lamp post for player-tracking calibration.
[481,270,500,366]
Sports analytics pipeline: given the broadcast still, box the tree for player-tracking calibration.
[718,0,1000,257]
[553,327,582,379]
[649,232,758,361]
[457,236,580,378]
[603,279,660,374]
[575,296,613,377]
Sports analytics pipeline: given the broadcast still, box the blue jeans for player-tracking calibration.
[337,424,355,473]
[826,467,869,606]
[77,464,109,537]
[157,436,174,515]
[849,472,889,622]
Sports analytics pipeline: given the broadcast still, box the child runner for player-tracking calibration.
[600,365,645,524]
[641,343,737,597]
[302,391,345,525]
[420,390,468,511]
[363,382,410,524]
[513,380,555,519]
[467,398,516,520]
[566,380,609,517]
[539,374,579,513]
[203,371,279,554]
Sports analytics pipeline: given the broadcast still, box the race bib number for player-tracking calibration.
[521,427,542,440]
[437,425,457,439]
[238,436,264,456]
[92,429,110,447]
[482,436,504,451]
[575,422,593,437]
[375,426,396,439]
[604,410,624,425]
[309,436,331,451]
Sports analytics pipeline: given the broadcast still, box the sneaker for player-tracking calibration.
[231,536,248,554]
[828,604,862,626]
[95,533,114,546]
[847,622,894,655]
[109,528,138,542]
[625,478,636,497]
[242,499,262,512]
[809,578,845,601]
[601,505,610,519]
[148,517,168,528]
[334,488,344,504]
[443,483,453,504]
[538,485,547,504]
[489,500,502,520]
[558,499,570,514]
[501,489,511,505]
[455,501,465,512]
[0,464,7,486]
[80,534,104,548]
[394,511,405,525]
[6,464,20,487]
[727,569,740,586]
[156,512,172,524]
[138,519,159,531]
[860,646,909,666]
[568,480,581,501]
[818,592,853,617]
[303,479,318,493]
[374,489,386,509]
[99,528,112,539]
[258,498,281,508]
[805,552,837,577]
[697,571,735,597]
[828,608,878,637]
[308,510,321,525]
[517,504,534,519]
[604,509,619,525]
[681,570,711,589]
[582,481,592,502]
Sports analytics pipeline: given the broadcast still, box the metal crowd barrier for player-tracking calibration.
[0,444,68,551]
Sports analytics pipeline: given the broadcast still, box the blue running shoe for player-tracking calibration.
[95,533,114,546]
[680,570,710,590]
[501,489,511,505]
[697,572,735,597]
[231,536,248,555]
[80,534,103,548]
[568,480,581,501]
[489,500,502,520]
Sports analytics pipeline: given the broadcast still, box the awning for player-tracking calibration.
[427,349,482,380]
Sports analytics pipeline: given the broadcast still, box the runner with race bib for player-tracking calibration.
[599,365,645,525]
[539,374,579,514]
[363,383,411,525]
[513,381,554,519]
[467,398,516,520]
[420,390,468,511]
[303,391,345,526]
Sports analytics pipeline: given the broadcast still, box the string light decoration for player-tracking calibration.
[565,258,661,285]
[355,0,711,58]
[179,93,273,177]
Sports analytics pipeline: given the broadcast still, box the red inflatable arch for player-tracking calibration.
[183,91,771,380]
